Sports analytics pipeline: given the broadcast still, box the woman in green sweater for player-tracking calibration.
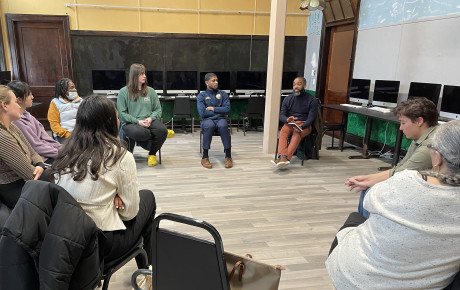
[117,63,168,166]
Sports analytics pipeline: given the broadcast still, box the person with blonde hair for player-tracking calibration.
[117,64,170,166]
[0,85,47,210]
[327,120,460,289]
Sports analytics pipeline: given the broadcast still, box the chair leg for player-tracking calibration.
[102,269,116,290]
[243,118,246,136]
[191,117,194,136]
[158,149,162,164]
[200,131,203,154]
[134,249,149,269]
[171,117,174,132]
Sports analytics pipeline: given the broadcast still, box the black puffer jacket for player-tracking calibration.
[0,180,104,290]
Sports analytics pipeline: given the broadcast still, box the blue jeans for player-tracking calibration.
[358,188,371,218]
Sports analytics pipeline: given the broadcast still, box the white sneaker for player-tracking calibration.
[276,158,290,169]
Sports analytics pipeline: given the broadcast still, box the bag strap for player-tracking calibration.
[228,261,245,282]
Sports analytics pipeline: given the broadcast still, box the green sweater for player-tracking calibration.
[117,86,162,126]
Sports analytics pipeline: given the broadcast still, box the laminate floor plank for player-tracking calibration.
[101,131,392,289]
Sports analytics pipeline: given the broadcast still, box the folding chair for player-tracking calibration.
[131,213,230,290]
[171,96,194,135]
[238,94,265,136]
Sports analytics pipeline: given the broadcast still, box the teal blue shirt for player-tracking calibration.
[117,86,162,126]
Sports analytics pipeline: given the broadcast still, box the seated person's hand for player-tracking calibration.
[114,194,125,210]
[138,120,149,128]
[145,118,152,127]
[286,116,298,123]
[345,175,370,192]
[33,166,44,180]
[205,106,214,111]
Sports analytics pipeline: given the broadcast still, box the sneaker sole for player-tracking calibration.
[270,160,278,167]
[276,161,290,169]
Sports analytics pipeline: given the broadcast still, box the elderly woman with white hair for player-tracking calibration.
[326,120,460,289]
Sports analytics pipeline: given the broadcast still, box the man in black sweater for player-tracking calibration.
[272,77,318,169]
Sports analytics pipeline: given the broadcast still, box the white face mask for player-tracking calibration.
[67,91,78,100]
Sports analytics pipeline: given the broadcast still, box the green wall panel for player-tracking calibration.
[346,113,411,150]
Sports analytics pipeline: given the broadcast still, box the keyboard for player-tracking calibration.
[340,103,361,109]
[368,106,392,113]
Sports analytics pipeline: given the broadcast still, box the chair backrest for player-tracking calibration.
[246,96,265,116]
[152,213,229,290]
[173,96,192,116]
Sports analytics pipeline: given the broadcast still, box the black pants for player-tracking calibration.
[328,212,367,256]
[0,169,53,209]
[103,190,156,265]
[123,120,168,155]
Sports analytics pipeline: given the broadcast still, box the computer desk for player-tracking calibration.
[322,104,403,168]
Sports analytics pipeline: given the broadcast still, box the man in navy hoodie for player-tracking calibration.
[197,73,232,169]
[272,77,318,169]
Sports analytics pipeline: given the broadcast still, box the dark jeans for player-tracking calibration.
[123,120,168,155]
[103,190,156,264]
[328,212,367,256]
[201,119,231,150]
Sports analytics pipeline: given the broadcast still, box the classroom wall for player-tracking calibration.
[0,0,309,71]
[353,0,460,97]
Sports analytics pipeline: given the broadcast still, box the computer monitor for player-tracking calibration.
[407,82,442,107]
[440,85,460,120]
[281,72,298,94]
[92,70,126,94]
[349,78,371,105]
[371,80,400,108]
[236,71,267,94]
[166,71,198,94]
[199,72,231,93]
[147,71,164,94]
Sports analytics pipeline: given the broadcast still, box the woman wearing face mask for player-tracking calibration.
[47,78,82,143]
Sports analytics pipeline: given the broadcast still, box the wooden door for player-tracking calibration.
[6,14,73,128]
[323,25,354,124]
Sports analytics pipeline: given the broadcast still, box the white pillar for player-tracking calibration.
[263,0,287,154]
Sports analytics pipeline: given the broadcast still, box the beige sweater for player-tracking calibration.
[55,151,139,231]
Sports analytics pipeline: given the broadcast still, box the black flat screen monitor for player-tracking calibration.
[349,78,371,105]
[281,72,299,93]
[372,80,400,108]
[199,72,231,93]
[236,71,267,94]
[407,82,442,107]
[166,71,198,94]
[147,71,164,94]
[92,70,126,94]
[440,85,460,120]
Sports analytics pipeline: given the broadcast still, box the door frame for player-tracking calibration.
[5,13,73,81]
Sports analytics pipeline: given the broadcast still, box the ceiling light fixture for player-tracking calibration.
[299,0,326,11]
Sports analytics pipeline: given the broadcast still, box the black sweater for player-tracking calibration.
[279,91,318,129]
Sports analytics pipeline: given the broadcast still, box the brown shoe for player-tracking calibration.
[270,158,280,167]
[225,157,233,168]
[277,157,290,169]
[201,158,212,169]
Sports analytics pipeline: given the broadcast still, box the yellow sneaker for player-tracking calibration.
[148,155,157,167]
[167,129,175,138]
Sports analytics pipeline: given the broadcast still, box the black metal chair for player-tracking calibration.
[101,237,148,290]
[322,122,355,151]
[171,96,194,135]
[131,213,230,290]
[238,94,265,136]
[274,127,319,166]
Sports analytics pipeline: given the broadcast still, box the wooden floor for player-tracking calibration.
[104,130,393,290]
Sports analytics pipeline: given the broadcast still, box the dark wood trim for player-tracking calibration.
[346,0,361,101]
[5,14,72,80]
[70,30,307,41]
[325,19,355,27]
[316,17,331,105]
[0,19,6,71]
